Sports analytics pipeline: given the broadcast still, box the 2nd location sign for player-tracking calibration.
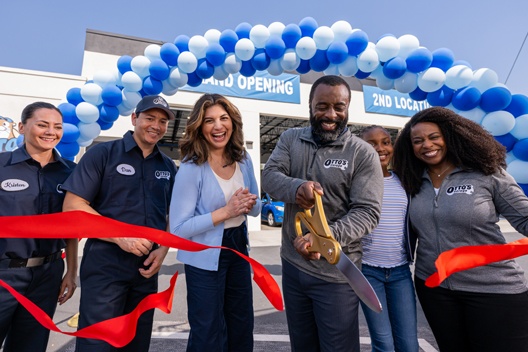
[363,85,432,117]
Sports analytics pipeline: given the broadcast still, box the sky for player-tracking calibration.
[1,0,527,96]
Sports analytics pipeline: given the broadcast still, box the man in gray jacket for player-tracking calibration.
[262,75,383,352]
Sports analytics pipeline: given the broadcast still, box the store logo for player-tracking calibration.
[155,170,170,180]
[323,159,349,170]
[446,184,474,195]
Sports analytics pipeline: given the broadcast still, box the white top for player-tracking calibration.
[212,162,245,228]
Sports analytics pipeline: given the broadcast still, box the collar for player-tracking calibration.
[123,130,161,157]
[10,145,72,168]
[300,126,350,147]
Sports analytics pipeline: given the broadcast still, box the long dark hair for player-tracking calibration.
[393,106,506,196]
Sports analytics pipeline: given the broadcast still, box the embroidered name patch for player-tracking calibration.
[116,164,135,176]
[155,171,170,180]
[446,184,474,195]
[1,179,29,191]
[323,159,349,170]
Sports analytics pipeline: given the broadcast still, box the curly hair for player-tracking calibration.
[179,93,246,165]
[393,106,506,196]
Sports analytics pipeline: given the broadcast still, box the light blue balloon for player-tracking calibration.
[481,110,516,136]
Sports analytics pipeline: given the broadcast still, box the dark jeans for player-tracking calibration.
[415,277,528,352]
[185,223,253,352]
[75,239,158,352]
[282,258,360,352]
[0,258,64,352]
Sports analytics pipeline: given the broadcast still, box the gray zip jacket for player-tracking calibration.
[262,127,383,283]
[411,167,528,293]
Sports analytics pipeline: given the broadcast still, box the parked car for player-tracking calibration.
[260,193,284,227]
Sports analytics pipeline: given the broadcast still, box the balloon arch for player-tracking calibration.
[53,17,528,192]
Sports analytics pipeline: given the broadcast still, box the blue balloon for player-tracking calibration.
[346,30,369,56]
[427,86,454,107]
[16,134,24,148]
[101,85,123,107]
[452,86,482,111]
[296,59,311,74]
[406,48,433,73]
[265,36,286,60]
[206,43,226,67]
[240,60,257,77]
[310,49,330,72]
[480,86,512,112]
[56,141,80,159]
[326,41,348,65]
[61,123,80,143]
[142,77,163,95]
[409,87,428,101]
[282,24,302,49]
[431,48,455,72]
[99,104,120,123]
[196,59,215,79]
[382,57,407,79]
[505,94,528,117]
[235,22,252,39]
[355,69,370,79]
[512,138,528,161]
[519,183,528,196]
[299,17,318,37]
[251,49,270,71]
[58,102,80,125]
[186,71,203,87]
[117,55,133,74]
[97,119,114,131]
[160,43,180,66]
[149,59,170,81]
[66,87,84,106]
[174,35,190,52]
[219,29,239,53]
[495,133,518,152]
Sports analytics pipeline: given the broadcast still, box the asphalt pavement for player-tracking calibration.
[17,221,528,351]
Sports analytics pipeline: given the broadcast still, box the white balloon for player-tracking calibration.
[376,75,395,90]
[130,55,151,78]
[313,26,334,50]
[117,103,134,116]
[458,107,486,124]
[445,65,473,90]
[168,67,188,87]
[223,53,242,73]
[177,51,198,74]
[268,22,285,36]
[510,114,528,139]
[162,80,178,96]
[397,34,419,59]
[93,70,117,87]
[376,35,400,62]
[234,38,255,61]
[323,63,340,76]
[506,151,518,165]
[121,71,143,92]
[144,44,161,61]
[357,48,379,73]
[204,29,222,44]
[507,159,528,183]
[188,35,209,59]
[77,138,94,147]
[213,65,230,80]
[331,20,353,43]
[267,59,284,76]
[78,122,101,141]
[481,110,516,136]
[80,83,103,105]
[471,68,499,93]
[75,102,100,124]
[394,71,418,93]
[280,49,300,71]
[121,90,142,110]
[249,24,270,49]
[338,56,358,77]
[417,67,446,93]
[295,37,317,60]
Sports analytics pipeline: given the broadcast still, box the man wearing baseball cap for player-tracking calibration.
[62,95,177,351]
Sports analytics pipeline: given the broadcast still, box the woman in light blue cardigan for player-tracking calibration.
[169,93,261,352]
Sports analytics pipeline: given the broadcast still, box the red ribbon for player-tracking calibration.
[0,211,283,347]
[425,238,528,287]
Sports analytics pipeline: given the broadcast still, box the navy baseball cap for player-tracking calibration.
[135,95,175,120]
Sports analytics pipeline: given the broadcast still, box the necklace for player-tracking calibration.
[210,157,232,168]
[428,165,452,178]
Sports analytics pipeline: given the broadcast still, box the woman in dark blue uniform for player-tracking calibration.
[0,102,78,352]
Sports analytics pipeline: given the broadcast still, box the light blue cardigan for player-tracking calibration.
[169,154,261,271]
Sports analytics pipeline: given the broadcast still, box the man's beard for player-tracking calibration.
[310,113,348,143]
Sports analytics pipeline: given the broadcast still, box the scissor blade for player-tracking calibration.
[335,254,382,313]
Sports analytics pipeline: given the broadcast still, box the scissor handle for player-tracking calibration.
[294,192,342,265]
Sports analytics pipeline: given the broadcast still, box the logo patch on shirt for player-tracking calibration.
[446,184,474,195]
[56,184,64,194]
[155,170,170,180]
[116,164,135,176]
[1,179,29,191]
[323,159,349,170]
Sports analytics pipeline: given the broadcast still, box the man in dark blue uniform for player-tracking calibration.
[62,95,177,352]
[0,102,77,352]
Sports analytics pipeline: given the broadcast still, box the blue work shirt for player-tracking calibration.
[62,131,176,231]
[0,145,76,259]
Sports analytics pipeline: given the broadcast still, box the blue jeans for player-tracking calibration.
[360,264,418,352]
